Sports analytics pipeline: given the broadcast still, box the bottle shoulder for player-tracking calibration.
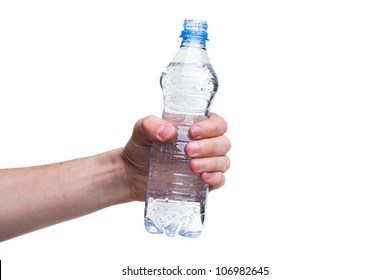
[171,47,211,64]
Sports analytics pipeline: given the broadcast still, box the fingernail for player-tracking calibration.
[192,159,205,172]
[201,172,213,181]
[190,125,203,139]
[157,124,174,140]
[186,142,200,156]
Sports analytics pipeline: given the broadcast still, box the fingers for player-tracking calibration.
[201,172,226,191]
[189,156,230,173]
[186,113,231,190]
[189,113,228,140]
[185,135,231,158]
[128,114,230,191]
[132,113,228,150]
[189,156,230,190]
[131,115,177,147]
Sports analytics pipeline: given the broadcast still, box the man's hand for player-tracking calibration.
[121,113,231,201]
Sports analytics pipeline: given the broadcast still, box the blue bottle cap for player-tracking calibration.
[180,19,208,40]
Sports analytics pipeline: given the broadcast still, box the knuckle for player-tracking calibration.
[210,122,219,134]
[209,139,219,154]
[224,156,231,171]
[220,118,228,134]
[212,157,221,171]
[204,172,225,191]
[141,115,155,130]
[223,136,232,152]
[212,173,225,188]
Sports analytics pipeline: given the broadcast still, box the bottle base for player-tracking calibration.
[144,198,205,238]
[145,217,202,238]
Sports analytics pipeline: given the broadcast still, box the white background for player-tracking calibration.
[1,0,390,279]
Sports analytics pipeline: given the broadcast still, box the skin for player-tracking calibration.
[0,113,231,242]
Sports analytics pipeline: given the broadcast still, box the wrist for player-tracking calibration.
[95,148,132,207]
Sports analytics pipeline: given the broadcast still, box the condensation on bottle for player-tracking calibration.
[144,19,218,238]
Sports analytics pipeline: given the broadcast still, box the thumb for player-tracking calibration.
[131,115,177,147]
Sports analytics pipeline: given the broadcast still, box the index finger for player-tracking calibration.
[189,113,228,140]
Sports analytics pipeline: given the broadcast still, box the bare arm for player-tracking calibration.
[0,149,129,241]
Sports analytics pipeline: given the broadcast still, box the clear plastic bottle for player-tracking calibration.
[144,19,218,238]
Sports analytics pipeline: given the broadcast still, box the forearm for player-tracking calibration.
[0,148,129,242]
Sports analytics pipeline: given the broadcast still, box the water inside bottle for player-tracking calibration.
[161,62,218,115]
[145,113,208,238]
[144,24,218,237]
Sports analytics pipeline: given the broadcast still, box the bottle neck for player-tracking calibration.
[180,36,207,50]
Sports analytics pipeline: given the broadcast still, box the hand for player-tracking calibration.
[121,113,231,201]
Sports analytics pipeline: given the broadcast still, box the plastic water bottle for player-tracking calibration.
[144,19,218,238]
